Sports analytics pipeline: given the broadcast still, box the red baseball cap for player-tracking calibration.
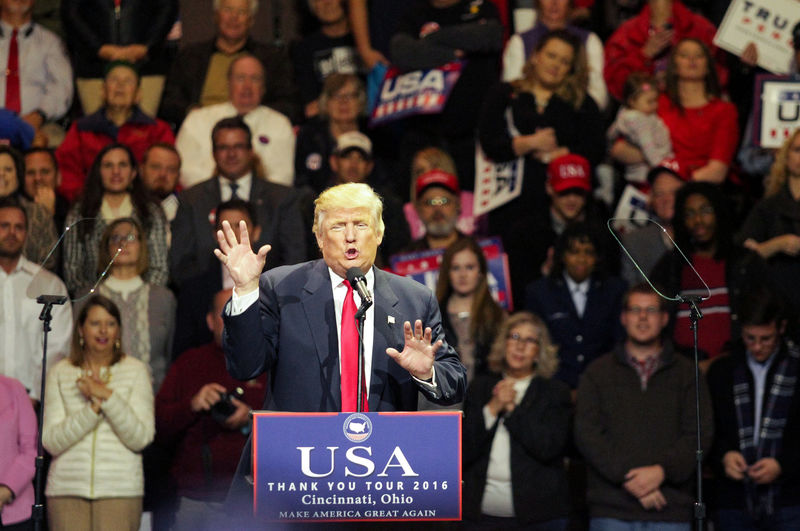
[647,157,688,183]
[415,168,460,197]
[547,154,591,193]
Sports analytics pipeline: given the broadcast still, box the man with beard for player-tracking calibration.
[0,196,71,405]
[575,283,713,528]
[651,182,771,368]
[401,168,467,252]
[140,143,182,225]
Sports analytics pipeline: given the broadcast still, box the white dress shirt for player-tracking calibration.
[565,274,590,318]
[0,20,73,119]
[0,256,72,399]
[229,265,437,397]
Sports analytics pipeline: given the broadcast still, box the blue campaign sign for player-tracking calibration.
[252,411,462,522]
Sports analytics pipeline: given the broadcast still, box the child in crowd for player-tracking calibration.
[607,73,673,186]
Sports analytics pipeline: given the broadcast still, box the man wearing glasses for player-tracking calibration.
[575,283,713,531]
[169,116,306,288]
[707,288,800,530]
[402,168,467,253]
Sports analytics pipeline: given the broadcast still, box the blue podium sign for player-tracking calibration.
[252,411,462,523]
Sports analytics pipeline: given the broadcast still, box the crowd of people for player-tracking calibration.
[1,0,800,530]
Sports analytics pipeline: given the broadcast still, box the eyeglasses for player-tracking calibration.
[508,333,540,347]
[625,305,660,315]
[214,143,250,152]
[109,233,138,245]
[331,91,359,102]
[420,197,452,207]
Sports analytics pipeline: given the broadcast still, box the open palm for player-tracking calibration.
[214,220,271,293]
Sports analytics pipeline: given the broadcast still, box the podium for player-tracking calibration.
[252,411,462,523]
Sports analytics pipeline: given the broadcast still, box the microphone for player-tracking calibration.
[346,267,373,306]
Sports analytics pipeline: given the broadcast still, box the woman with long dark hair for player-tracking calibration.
[435,237,505,382]
[63,143,168,296]
[611,38,738,184]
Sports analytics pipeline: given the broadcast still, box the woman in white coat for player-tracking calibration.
[43,295,154,531]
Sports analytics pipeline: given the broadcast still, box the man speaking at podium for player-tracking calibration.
[216,181,466,411]
[214,183,466,516]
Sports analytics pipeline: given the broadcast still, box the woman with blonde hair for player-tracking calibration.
[736,129,800,319]
[463,311,571,528]
[478,29,604,315]
[43,295,154,531]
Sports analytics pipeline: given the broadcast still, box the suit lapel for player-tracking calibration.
[370,269,400,411]
[301,261,341,410]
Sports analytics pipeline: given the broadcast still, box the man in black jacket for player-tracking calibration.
[707,289,800,530]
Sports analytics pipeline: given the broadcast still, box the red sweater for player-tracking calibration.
[658,93,739,177]
[55,107,174,201]
[604,1,728,101]
[155,343,267,501]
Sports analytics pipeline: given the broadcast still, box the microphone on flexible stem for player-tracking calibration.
[346,267,373,306]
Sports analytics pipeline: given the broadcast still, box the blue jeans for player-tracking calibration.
[589,518,691,531]
[715,505,800,530]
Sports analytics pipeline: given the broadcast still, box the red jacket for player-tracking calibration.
[604,1,728,101]
[56,107,174,201]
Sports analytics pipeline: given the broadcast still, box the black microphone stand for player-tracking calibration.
[677,294,706,530]
[355,300,372,413]
[32,294,67,531]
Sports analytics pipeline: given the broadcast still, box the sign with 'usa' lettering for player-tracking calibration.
[754,75,800,148]
[369,61,464,127]
[252,411,462,522]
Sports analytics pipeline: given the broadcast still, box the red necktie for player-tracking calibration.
[6,28,20,114]
[340,282,368,412]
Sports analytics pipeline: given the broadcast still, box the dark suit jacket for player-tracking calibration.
[172,262,222,360]
[223,259,466,411]
[525,274,626,389]
[463,373,572,523]
[169,176,308,288]
[221,260,466,516]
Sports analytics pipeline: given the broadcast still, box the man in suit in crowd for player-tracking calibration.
[169,115,306,288]
[172,199,260,359]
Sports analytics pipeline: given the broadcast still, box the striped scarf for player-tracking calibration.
[733,343,799,518]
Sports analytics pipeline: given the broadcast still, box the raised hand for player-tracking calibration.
[214,220,271,294]
[386,320,442,381]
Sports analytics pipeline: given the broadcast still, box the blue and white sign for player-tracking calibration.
[252,411,462,522]
[369,61,464,127]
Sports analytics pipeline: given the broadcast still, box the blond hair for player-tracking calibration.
[312,183,385,239]
[487,311,559,378]
[765,128,800,197]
